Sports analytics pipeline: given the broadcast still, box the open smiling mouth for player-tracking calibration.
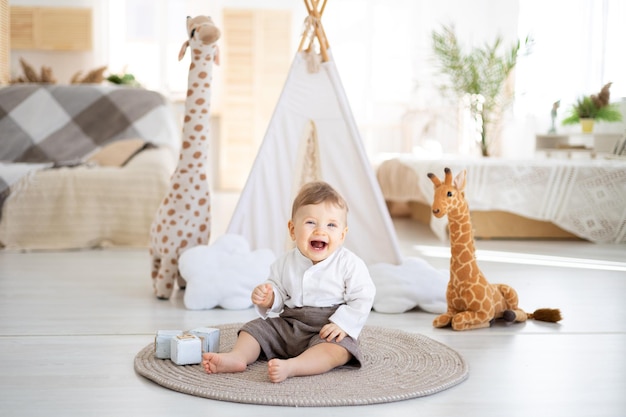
[310,240,328,250]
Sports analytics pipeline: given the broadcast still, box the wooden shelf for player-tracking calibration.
[10,6,92,51]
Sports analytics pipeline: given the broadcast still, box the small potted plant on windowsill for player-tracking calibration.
[562,83,622,133]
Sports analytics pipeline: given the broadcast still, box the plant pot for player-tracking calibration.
[580,118,594,133]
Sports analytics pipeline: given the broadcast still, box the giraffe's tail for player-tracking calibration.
[528,308,562,323]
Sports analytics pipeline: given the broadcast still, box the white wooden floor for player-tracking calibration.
[1,192,625,417]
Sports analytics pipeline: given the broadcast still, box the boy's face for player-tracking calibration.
[288,202,348,264]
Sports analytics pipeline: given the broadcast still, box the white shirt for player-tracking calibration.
[256,246,376,340]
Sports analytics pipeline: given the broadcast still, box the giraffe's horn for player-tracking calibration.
[427,172,441,186]
[444,167,452,185]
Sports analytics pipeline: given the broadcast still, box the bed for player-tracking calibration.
[376,154,626,243]
[0,84,181,250]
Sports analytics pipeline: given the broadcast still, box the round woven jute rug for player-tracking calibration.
[134,323,468,407]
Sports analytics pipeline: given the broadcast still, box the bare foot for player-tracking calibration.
[267,358,293,383]
[201,352,247,374]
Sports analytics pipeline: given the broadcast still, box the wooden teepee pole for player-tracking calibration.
[296,0,312,53]
[297,0,330,62]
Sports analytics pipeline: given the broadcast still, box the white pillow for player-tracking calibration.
[369,257,448,314]
[179,234,275,310]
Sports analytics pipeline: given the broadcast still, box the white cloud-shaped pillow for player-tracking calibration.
[369,257,448,314]
[179,234,275,310]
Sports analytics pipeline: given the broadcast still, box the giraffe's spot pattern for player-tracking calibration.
[150,35,217,299]
[468,300,481,311]
[458,248,473,264]
[471,285,485,300]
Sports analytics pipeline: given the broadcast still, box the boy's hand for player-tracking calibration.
[251,283,274,308]
[320,323,347,342]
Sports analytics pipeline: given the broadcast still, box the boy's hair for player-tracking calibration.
[291,181,349,221]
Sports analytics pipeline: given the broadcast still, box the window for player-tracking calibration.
[516,0,626,134]
[107,0,220,98]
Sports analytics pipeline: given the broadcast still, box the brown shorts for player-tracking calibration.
[240,306,363,368]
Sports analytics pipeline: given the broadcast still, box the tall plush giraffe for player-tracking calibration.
[149,16,220,299]
[427,167,561,330]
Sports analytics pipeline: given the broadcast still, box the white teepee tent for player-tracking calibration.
[226,0,403,266]
[182,0,447,314]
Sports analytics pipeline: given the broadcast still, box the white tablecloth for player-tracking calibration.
[377,156,626,243]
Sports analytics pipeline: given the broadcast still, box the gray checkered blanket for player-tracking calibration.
[0,84,180,218]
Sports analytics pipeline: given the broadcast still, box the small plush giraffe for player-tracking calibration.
[149,16,220,299]
[427,167,561,330]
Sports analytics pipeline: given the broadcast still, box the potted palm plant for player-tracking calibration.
[432,24,532,156]
[561,83,622,133]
